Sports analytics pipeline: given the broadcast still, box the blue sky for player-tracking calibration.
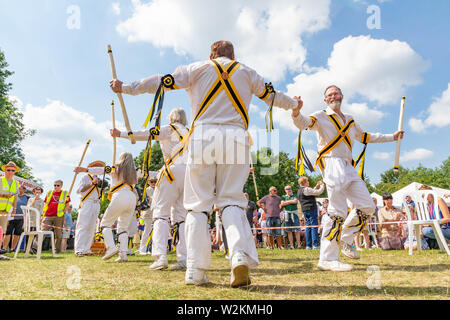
[1,0,449,206]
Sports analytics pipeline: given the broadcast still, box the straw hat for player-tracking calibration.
[1,161,20,172]
[87,160,106,168]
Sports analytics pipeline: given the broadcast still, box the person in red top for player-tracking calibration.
[41,180,71,253]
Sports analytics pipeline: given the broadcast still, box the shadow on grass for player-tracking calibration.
[216,284,447,297]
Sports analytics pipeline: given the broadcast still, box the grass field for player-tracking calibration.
[1,248,449,300]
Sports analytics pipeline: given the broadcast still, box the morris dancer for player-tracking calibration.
[110,40,300,286]
[74,160,105,257]
[111,108,189,271]
[291,85,404,271]
[74,152,137,262]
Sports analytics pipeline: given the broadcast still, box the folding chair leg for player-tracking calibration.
[414,224,422,252]
[24,234,34,258]
[37,233,43,260]
[50,232,56,257]
[14,233,25,259]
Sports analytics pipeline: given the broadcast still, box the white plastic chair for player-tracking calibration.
[403,191,450,255]
[14,206,55,259]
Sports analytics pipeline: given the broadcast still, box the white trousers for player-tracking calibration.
[127,214,138,237]
[319,158,376,262]
[183,124,258,269]
[100,189,136,234]
[151,164,187,260]
[139,217,153,253]
[74,201,100,254]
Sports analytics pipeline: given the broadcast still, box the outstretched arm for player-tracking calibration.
[291,96,316,131]
[110,75,162,96]
[353,122,403,143]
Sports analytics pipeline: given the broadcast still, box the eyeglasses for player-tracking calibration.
[6,169,15,172]
[285,188,292,191]
[54,184,61,187]
[150,181,157,184]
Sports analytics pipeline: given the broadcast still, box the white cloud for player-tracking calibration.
[373,151,393,160]
[409,83,450,133]
[286,35,428,126]
[400,148,434,162]
[112,2,121,15]
[21,99,125,205]
[342,102,385,128]
[116,0,331,81]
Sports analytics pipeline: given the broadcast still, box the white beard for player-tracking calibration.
[327,101,342,112]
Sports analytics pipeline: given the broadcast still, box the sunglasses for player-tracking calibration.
[6,169,15,172]
[54,184,61,187]
[150,181,157,184]
[285,188,292,190]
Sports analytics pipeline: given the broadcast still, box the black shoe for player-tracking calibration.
[0,249,6,254]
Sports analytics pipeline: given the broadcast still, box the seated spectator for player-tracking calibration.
[378,192,405,250]
[419,187,450,243]
[257,186,284,250]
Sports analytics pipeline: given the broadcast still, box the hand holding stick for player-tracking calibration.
[107,44,136,144]
[393,97,406,173]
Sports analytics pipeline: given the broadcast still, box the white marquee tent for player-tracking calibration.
[392,182,450,207]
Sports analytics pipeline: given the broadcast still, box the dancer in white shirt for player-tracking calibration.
[74,152,137,262]
[291,85,404,271]
[74,160,105,257]
[110,41,300,287]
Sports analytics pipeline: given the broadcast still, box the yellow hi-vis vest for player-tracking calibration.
[0,176,19,212]
[43,190,69,217]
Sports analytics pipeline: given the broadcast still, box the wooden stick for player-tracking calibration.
[250,157,259,201]
[393,97,406,173]
[111,100,117,165]
[107,44,136,144]
[68,140,91,196]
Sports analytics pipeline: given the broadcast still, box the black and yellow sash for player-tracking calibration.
[295,116,317,175]
[79,174,100,209]
[107,183,133,201]
[153,59,248,188]
[314,116,355,171]
[155,124,187,187]
[324,216,344,244]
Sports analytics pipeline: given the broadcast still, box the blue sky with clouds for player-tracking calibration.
[1,0,449,206]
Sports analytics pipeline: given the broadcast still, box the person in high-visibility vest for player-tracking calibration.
[0,161,20,256]
[41,179,71,253]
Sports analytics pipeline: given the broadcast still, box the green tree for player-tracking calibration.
[244,147,324,202]
[0,48,35,179]
[134,141,165,188]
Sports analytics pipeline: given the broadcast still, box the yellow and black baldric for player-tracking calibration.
[314,114,355,171]
[107,182,133,201]
[257,82,276,132]
[210,59,248,129]
[79,174,100,209]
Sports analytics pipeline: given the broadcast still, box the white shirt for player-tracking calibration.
[122,56,297,129]
[76,173,101,201]
[293,106,394,163]
[121,123,188,165]
[301,185,325,197]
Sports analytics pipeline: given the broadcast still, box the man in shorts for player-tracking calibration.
[257,186,284,250]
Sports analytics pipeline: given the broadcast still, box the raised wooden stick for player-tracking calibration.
[247,132,259,200]
[107,44,136,144]
[393,97,406,173]
[111,100,117,165]
[68,140,91,195]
